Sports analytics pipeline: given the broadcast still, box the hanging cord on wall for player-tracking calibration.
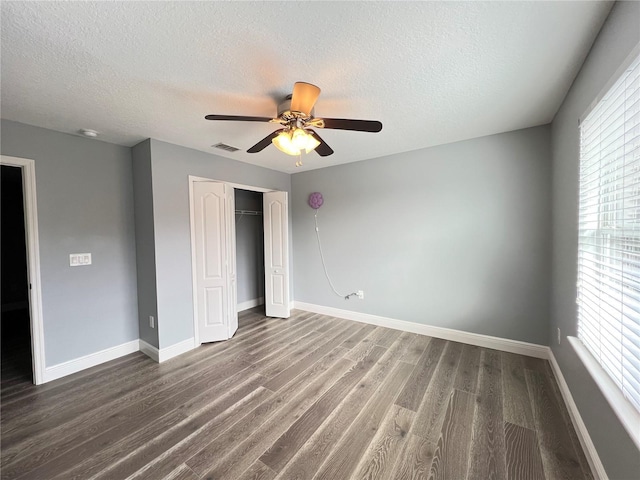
[314,211,359,300]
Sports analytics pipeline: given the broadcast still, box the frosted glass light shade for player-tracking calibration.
[272,131,300,155]
[292,128,320,153]
[272,128,320,156]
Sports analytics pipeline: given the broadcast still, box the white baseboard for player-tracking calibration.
[139,339,160,362]
[42,336,197,383]
[294,302,548,359]
[238,297,264,312]
[548,349,607,480]
[139,338,196,363]
[159,338,196,362]
[43,339,139,383]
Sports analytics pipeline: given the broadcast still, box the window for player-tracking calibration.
[577,52,640,416]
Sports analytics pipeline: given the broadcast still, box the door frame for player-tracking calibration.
[188,175,279,346]
[0,155,46,385]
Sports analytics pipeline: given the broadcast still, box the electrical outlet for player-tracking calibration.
[149,315,155,329]
[357,290,364,299]
[557,327,561,345]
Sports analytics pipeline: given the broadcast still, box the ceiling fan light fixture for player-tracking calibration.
[206,81,382,158]
[292,128,320,153]
[272,130,300,156]
[272,128,319,156]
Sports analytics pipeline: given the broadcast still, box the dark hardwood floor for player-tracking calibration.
[0,309,593,480]
[1,310,33,391]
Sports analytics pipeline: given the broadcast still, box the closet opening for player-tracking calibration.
[235,189,265,315]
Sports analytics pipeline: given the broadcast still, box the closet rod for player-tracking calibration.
[235,209,262,216]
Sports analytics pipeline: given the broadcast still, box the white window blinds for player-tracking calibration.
[578,53,640,413]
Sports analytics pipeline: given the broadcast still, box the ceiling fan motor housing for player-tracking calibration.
[277,95,314,120]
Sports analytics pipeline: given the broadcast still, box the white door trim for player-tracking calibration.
[1,155,46,385]
[188,176,202,346]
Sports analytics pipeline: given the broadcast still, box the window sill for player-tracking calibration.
[567,336,640,451]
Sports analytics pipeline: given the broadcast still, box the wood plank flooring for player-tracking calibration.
[1,309,593,480]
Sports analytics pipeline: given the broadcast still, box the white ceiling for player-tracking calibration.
[1,1,612,173]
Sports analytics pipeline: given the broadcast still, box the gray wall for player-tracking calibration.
[0,120,139,365]
[148,139,291,348]
[550,2,640,478]
[292,125,551,345]
[235,189,264,305]
[132,140,159,347]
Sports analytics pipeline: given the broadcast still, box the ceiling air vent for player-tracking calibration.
[212,142,240,152]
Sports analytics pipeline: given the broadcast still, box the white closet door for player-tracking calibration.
[193,181,233,342]
[263,191,290,318]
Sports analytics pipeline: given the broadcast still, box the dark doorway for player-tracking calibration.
[235,188,265,316]
[1,165,33,384]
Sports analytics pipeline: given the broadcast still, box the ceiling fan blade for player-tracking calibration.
[290,82,321,116]
[205,114,273,122]
[247,129,284,153]
[320,118,383,133]
[309,130,334,157]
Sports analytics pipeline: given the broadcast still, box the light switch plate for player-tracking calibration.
[70,253,92,266]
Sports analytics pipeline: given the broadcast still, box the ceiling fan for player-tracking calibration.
[205,82,382,161]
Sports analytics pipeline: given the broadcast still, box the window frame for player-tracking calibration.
[573,43,640,451]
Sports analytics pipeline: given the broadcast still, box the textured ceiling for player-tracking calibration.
[1,1,612,173]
